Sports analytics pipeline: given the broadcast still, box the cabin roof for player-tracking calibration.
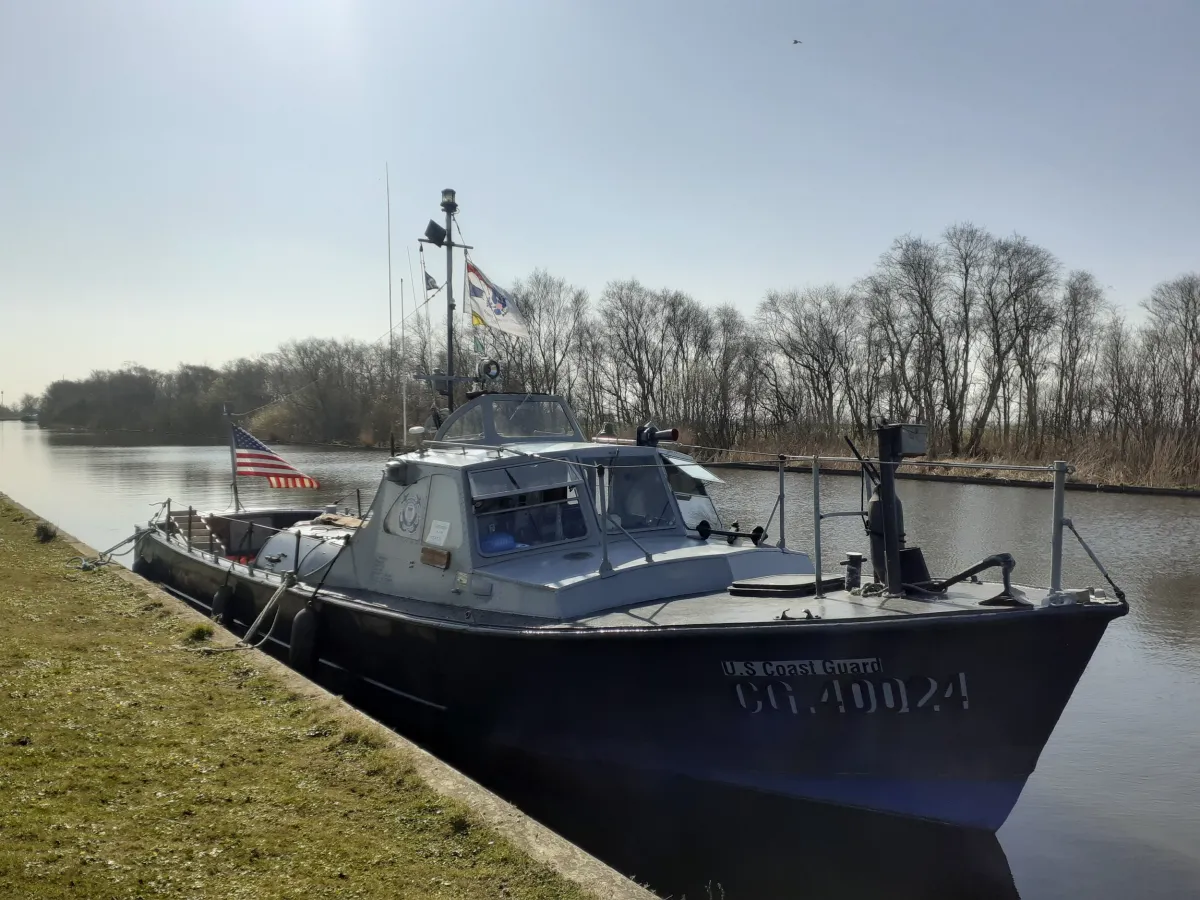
[395,440,614,469]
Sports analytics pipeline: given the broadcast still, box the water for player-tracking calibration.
[2,420,1198,898]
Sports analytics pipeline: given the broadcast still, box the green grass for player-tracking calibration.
[0,497,594,900]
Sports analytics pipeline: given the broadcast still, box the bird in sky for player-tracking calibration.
[793,39,802,44]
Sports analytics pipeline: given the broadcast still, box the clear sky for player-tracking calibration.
[1,0,1197,401]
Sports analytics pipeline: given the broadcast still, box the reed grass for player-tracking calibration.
[703,431,1200,490]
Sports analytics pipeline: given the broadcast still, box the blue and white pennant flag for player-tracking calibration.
[466,261,529,338]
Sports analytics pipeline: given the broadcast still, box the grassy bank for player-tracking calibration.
[0,497,598,900]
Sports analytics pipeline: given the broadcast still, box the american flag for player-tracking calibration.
[232,425,320,489]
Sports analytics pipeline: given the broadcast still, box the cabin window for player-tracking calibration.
[492,398,575,439]
[665,460,723,530]
[443,404,485,441]
[469,460,588,555]
[603,457,676,532]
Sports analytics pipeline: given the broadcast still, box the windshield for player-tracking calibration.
[602,456,676,532]
[493,398,575,439]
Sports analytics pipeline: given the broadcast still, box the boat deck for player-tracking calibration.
[567,577,1050,629]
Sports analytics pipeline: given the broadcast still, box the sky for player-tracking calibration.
[1,0,1198,402]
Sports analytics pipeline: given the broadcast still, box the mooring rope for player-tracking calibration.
[1063,519,1128,602]
[65,533,140,571]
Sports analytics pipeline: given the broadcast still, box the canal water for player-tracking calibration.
[2,421,1197,899]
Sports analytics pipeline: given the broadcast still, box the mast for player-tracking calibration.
[417,190,467,413]
[441,189,457,411]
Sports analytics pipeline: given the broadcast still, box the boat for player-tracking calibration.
[130,190,1127,832]
[132,385,1128,831]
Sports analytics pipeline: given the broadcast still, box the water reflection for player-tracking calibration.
[464,755,1020,900]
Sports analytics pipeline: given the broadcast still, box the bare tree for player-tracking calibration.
[1143,273,1200,431]
[967,235,1059,453]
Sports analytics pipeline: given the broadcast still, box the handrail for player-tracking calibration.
[672,440,1067,470]
[782,454,1060,473]
[159,506,356,559]
[805,457,1073,599]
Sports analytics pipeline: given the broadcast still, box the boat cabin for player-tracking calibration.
[314,393,801,619]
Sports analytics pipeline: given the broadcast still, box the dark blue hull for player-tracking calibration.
[141,533,1125,832]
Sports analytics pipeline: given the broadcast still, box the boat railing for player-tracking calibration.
[767,455,1072,600]
[156,500,354,577]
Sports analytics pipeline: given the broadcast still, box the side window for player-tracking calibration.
[382,479,429,541]
[423,474,463,549]
[667,462,722,530]
[475,485,587,555]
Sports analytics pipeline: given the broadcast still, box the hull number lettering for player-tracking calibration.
[734,673,970,715]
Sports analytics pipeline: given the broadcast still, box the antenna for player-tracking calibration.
[386,163,396,451]
[400,276,407,437]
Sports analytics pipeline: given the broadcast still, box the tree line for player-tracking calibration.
[0,393,39,418]
[32,222,1200,486]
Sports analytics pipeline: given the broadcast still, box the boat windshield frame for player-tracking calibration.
[434,393,585,445]
[573,447,682,535]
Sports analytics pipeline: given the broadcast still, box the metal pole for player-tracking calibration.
[813,454,823,597]
[356,488,362,519]
[294,530,302,577]
[223,403,242,512]
[877,426,904,596]
[401,277,408,436]
[598,466,613,577]
[387,164,394,451]
[445,203,455,412]
[165,498,171,535]
[777,455,787,550]
[187,506,193,549]
[1049,459,1067,593]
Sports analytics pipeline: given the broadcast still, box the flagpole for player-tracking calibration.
[223,403,243,512]
[401,276,408,438]
[443,193,456,412]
